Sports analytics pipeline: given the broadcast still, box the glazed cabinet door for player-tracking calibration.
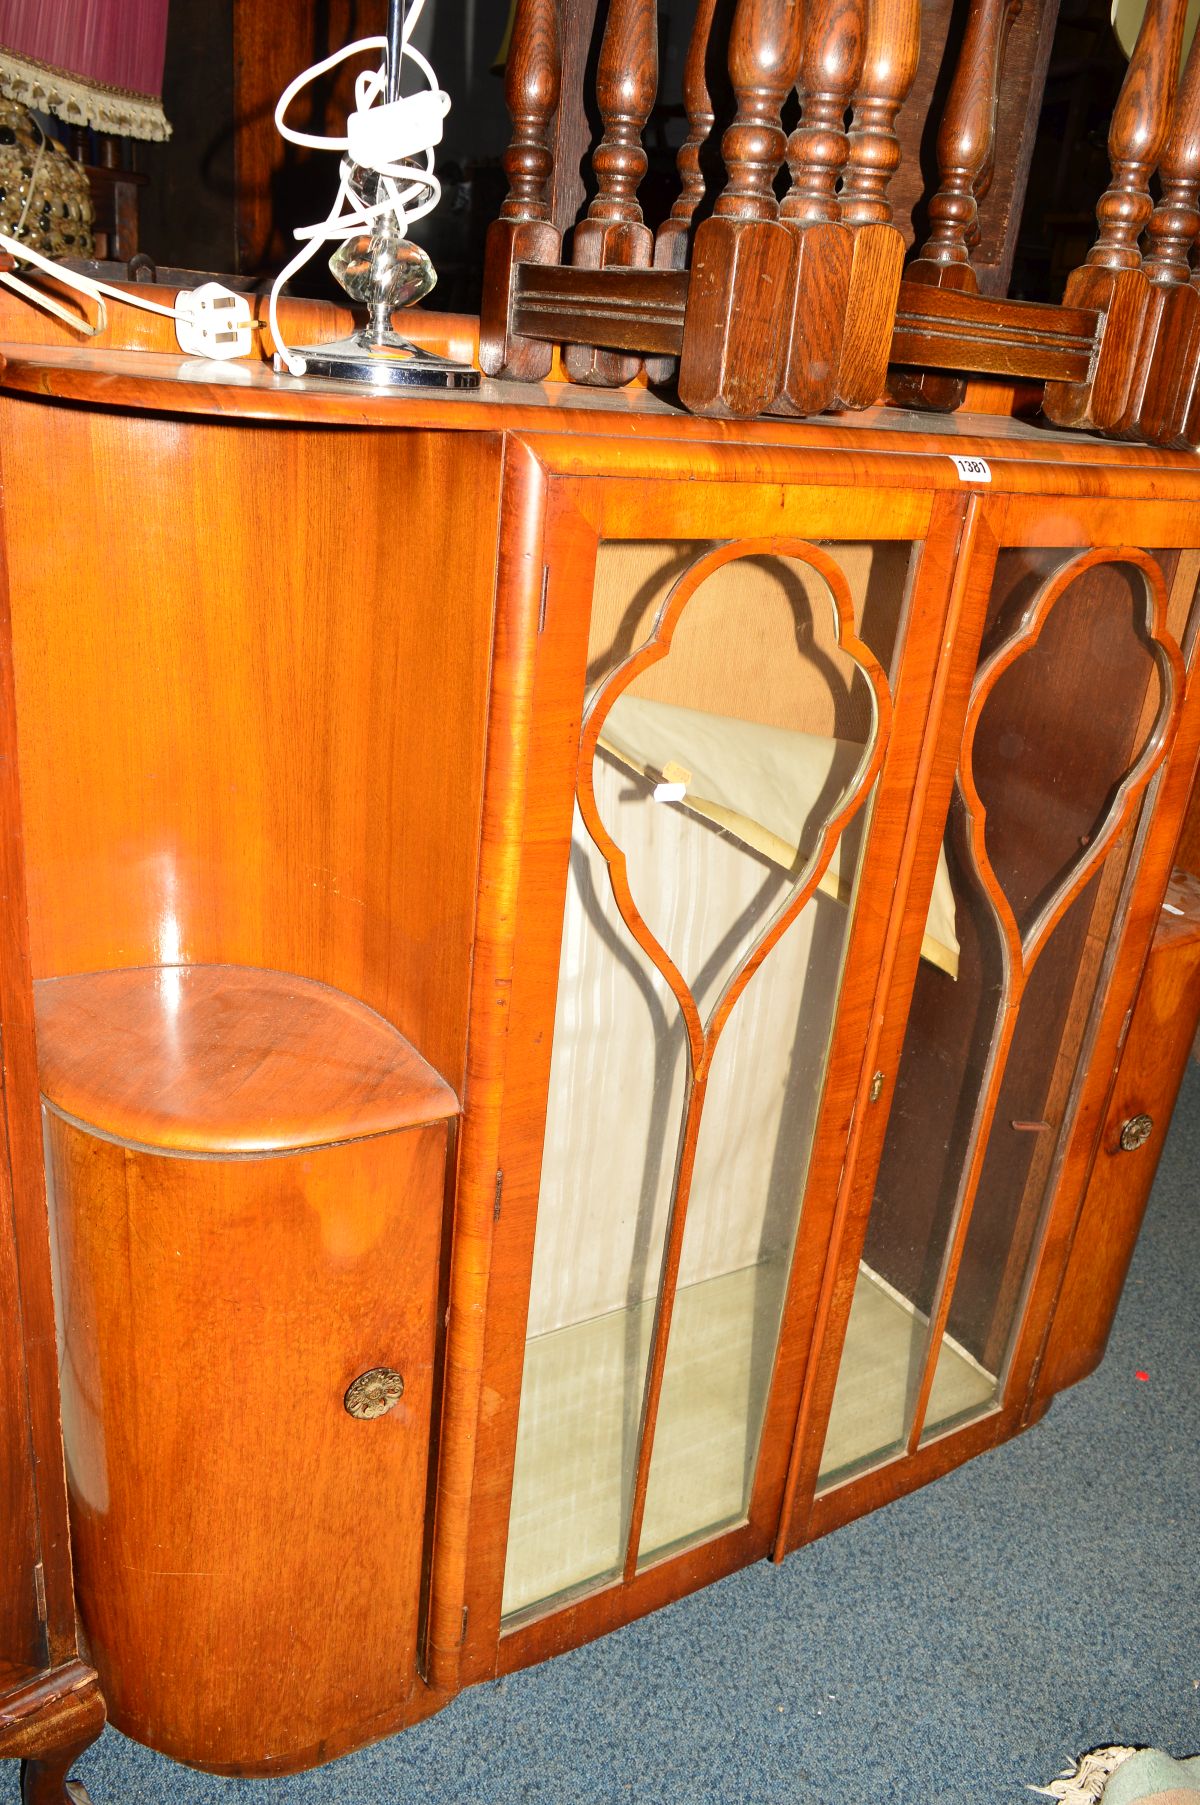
[441,441,979,1678]
[779,498,1200,1548]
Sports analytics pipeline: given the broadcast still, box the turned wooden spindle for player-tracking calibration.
[1044,0,1187,430]
[1089,0,1188,270]
[890,0,1022,413]
[655,0,719,267]
[1134,27,1200,442]
[830,0,921,408]
[1144,28,1200,285]
[478,0,562,380]
[774,0,866,415]
[645,0,720,384]
[839,0,921,229]
[782,0,863,228]
[919,0,1023,269]
[677,0,805,416]
[563,0,659,386]
[714,0,804,222]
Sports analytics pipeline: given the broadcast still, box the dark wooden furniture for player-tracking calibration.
[66,132,147,264]
[230,0,1056,293]
[232,0,379,274]
[1,289,1200,1787]
[477,0,1200,449]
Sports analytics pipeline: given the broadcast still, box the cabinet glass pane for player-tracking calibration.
[636,849,869,1563]
[818,547,1186,1487]
[503,538,917,1617]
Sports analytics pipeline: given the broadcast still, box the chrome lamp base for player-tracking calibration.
[277,330,480,391]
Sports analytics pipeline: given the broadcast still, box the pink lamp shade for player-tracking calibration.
[0,0,170,140]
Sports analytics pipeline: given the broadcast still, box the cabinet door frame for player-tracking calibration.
[0,533,106,1763]
[781,490,1200,1553]
[0,559,86,1672]
[439,432,973,1685]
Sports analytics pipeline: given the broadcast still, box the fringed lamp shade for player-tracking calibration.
[0,0,170,141]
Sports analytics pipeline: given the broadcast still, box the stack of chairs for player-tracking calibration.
[479,0,1200,448]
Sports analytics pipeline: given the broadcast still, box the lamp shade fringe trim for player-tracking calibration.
[0,46,170,141]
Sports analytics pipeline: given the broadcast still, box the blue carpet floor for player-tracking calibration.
[73,1062,1200,1805]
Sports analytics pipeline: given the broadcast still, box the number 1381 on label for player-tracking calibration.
[950,455,992,482]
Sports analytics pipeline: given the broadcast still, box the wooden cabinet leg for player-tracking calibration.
[21,1750,94,1805]
[0,1667,104,1805]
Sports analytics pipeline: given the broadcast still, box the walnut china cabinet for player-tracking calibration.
[0,280,1199,1797]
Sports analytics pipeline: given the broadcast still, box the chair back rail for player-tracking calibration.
[832,0,922,408]
[676,0,806,416]
[644,0,720,383]
[1135,28,1200,443]
[1105,23,1200,441]
[1043,0,1189,430]
[478,0,562,379]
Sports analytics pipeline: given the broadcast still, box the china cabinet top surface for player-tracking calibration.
[3,340,1200,492]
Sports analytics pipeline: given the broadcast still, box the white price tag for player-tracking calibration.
[654,781,687,804]
[950,455,992,483]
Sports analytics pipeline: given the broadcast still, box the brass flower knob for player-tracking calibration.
[1118,1114,1154,1153]
[344,1367,405,1420]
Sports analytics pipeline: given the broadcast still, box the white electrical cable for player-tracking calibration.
[0,227,181,333]
[0,261,107,334]
[0,230,257,358]
[268,0,449,375]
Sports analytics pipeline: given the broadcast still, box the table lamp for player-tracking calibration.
[271,0,479,391]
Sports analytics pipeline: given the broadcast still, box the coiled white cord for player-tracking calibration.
[268,0,449,375]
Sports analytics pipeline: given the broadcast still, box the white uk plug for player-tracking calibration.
[174,283,255,360]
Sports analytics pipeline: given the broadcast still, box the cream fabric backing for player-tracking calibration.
[527,764,851,1340]
[601,694,959,976]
